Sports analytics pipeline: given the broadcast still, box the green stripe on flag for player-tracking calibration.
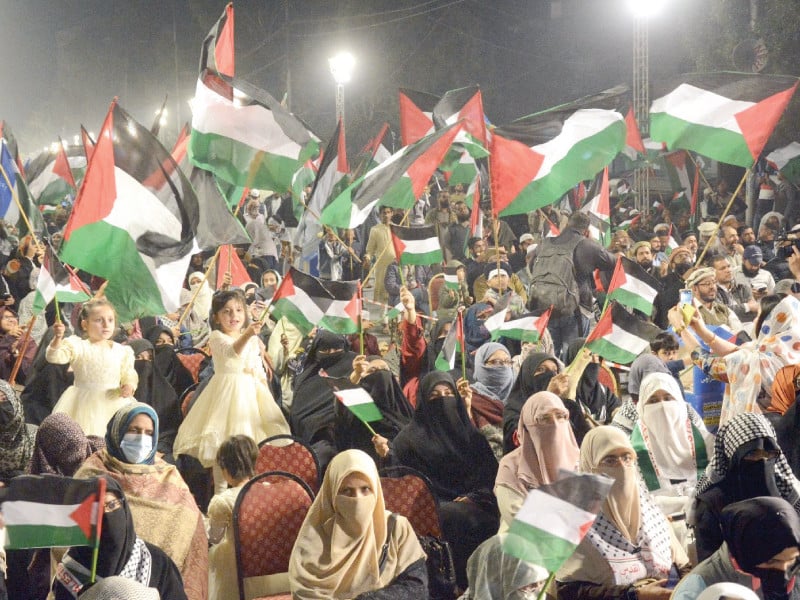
[585,337,640,364]
[608,287,654,316]
[399,248,442,266]
[504,519,580,573]
[6,524,90,549]
[271,299,316,335]
[649,114,753,168]
[320,314,359,334]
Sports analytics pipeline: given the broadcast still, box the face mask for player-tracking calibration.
[317,349,343,368]
[735,457,781,500]
[674,262,692,277]
[532,370,556,392]
[120,433,153,464]
[750,567,792,600]
[335,494,376,537]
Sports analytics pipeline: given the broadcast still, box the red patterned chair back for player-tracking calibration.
[179,382,199,418]
[380,466,442,538]
[233,471,314,600]
[256,435,320,494]
[176,348,210,384]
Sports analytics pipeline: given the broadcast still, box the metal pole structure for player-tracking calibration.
[633,14,649,212]
[335,82,345,124]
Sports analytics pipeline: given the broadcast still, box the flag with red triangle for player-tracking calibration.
[390,224,443,266]
[580,167,611,246]
[319,279,360,334]
[270,268,334,335]
[398,88,439,146]
[26,139,79,207]
[80,126,95,164]
[586,302,661,364]
[622,104,646,160]
[216,244,253,289]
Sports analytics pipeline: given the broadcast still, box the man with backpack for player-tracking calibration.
[527,211,617,359]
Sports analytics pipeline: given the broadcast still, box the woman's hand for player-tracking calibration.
[634,580,671,600]
[372,434,390,459]
[350,354,368,384]
[120,384,134,398]
[456,377,472,413]
[547,372,571,398]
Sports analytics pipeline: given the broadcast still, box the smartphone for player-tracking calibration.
[679,289,693,305]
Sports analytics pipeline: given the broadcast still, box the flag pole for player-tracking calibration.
[90,477,107,584]
[537,572,556,600]
[695,169,750,267]
[459,309,466,381]
[0,161,42,249]
[359,416,378,437]
[176,246,222,329]
[8,315,35,386]
[358,281,364,355]
[54,298,61,324]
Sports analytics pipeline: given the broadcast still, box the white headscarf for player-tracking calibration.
[187,271,213,320]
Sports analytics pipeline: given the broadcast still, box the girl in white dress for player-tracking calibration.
[47,299,137,436]
[173,289,289,491]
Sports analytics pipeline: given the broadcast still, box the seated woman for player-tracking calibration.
[495,391,579,533]
[557,426,690,600]
[469,342,515,459]
[20,327,73,425]
[691,412,800,563]
[673,497,800,600]
[632,373,714,547]
[74,403,208,600]
[52,477,187,600]
[563,339,621,427]
[458,534,548,600]
[289,449,428,599]
[391,371,500,590]
[0,306,36,382]
[207,435,258,600]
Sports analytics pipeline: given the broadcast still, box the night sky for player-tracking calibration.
[1,0,697,156]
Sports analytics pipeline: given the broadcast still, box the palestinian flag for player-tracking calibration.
[294,120,349,258]
[80,126,96,164]
[170,125,250,250]
[216,245,252,289]
[0,121,23,174]
[320,123,460,229]
[467,174,483,239]
[434,313,464,371]
[25,140,80,206]
[581,167,611,246]
[3,475,105,549]
[443,266,460,290]
[270,268,334,335]
[335,388,383,423]
[649,72,799,168]
[434,86,489,186]
[622,105,646,160]
[399,88,439,146]
[391,224,443,266]
[586,302,661,364]
[319,279,360,335]
[487,307,552,343]
[767,142,800,185]
[545,214,560,237]
[0,140,44,238]
[59,101,199,322]
[189,4,318,193]
[491,86,626,216]
[385,300,405,320]
[662,150,695,200]
[607,256,659,316]
[351,123,391,180]
[664,224,680,255]
[32,246,90,313]
[503,472,613,572]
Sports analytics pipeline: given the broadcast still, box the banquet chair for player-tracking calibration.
[380,466,443,538]
[256,434,321,494]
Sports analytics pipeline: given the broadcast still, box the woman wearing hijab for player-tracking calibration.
[0,379,35,480]
[691,412,800,563]
[674,497,800,600]
[557,426,690,600]
[74,403,208,600]
[633,373,714,547]
[289,449,427,599]
[459,534,549,600]
[563,339,621,426]
[337,355,413,463]
[495,391,579,533]
[21,327,74,425]
[144,325,195,397]
[187,271,213,321]
[392,371,500,590]
[52,477,187,600]
[0,306,36,381]
[290,330,357,469]
[470,342,515,458]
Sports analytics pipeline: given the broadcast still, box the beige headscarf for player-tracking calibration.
[188,271,213,320]
[580,426,641,543]
[289,449,425,599]
[496,391,579,495]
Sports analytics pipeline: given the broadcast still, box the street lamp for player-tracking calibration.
[628,0,666,211]
[328,51,355,124]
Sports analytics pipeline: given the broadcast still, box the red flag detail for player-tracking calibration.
[217,245,252,289]
[490,134,545,216]
[735,83,798,165]
[624,106,645,155]
[216,3,236,78]
[53,140,77,189]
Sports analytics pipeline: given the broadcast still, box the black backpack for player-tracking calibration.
[528,234,582,318]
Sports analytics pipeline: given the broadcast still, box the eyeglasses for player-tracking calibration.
[598,454,636,467]
[104,498,123,513]
[743,448,781,462]
[485,358,512,367]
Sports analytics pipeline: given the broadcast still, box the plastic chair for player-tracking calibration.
[233,471,315,600]
[176,347,210,384]
[256,435,321,494]
[380,466,443,538]
[427,273,445,316]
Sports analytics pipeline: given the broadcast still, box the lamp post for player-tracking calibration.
[328,51,355,124]
[627,0,666,212]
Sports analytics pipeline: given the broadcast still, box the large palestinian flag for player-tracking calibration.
[32,246,90,314]
[767,142,800,185]
[491,86,628,216]
[270,268,334,335]
[3,475,105,549]
[606,256,660,316]
[189,3,319,193]
[390,224,443,266]
[320,123,460,230]
[60,101,199,322]
[585,302,661,364]
[399,88,439,146]
[649,72,798,168]
[25,141,80,207]
[433,86,489,185]
[319,279,360,335]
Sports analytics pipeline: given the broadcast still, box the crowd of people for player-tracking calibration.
[2,172,800,600]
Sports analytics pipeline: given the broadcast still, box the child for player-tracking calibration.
[207,435,258,600]
[47,298,138,437]
[173,289,289,492]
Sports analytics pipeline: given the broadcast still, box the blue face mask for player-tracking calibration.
[120,433,153,464]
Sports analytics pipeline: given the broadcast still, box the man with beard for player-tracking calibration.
[686,266,743,334]
[712,253,758,323]
[719,225,744,269]
[445,198,471,263]
[736,245,775,300]
[738,224,757,248]
[630,241,658,278]
[653,247,695,329]
[363,206,396,330]
[682,230,699,263]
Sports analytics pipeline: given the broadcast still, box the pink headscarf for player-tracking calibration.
[496,391,580,495]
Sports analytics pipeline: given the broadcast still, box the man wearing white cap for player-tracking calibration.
[685,267,742,334]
